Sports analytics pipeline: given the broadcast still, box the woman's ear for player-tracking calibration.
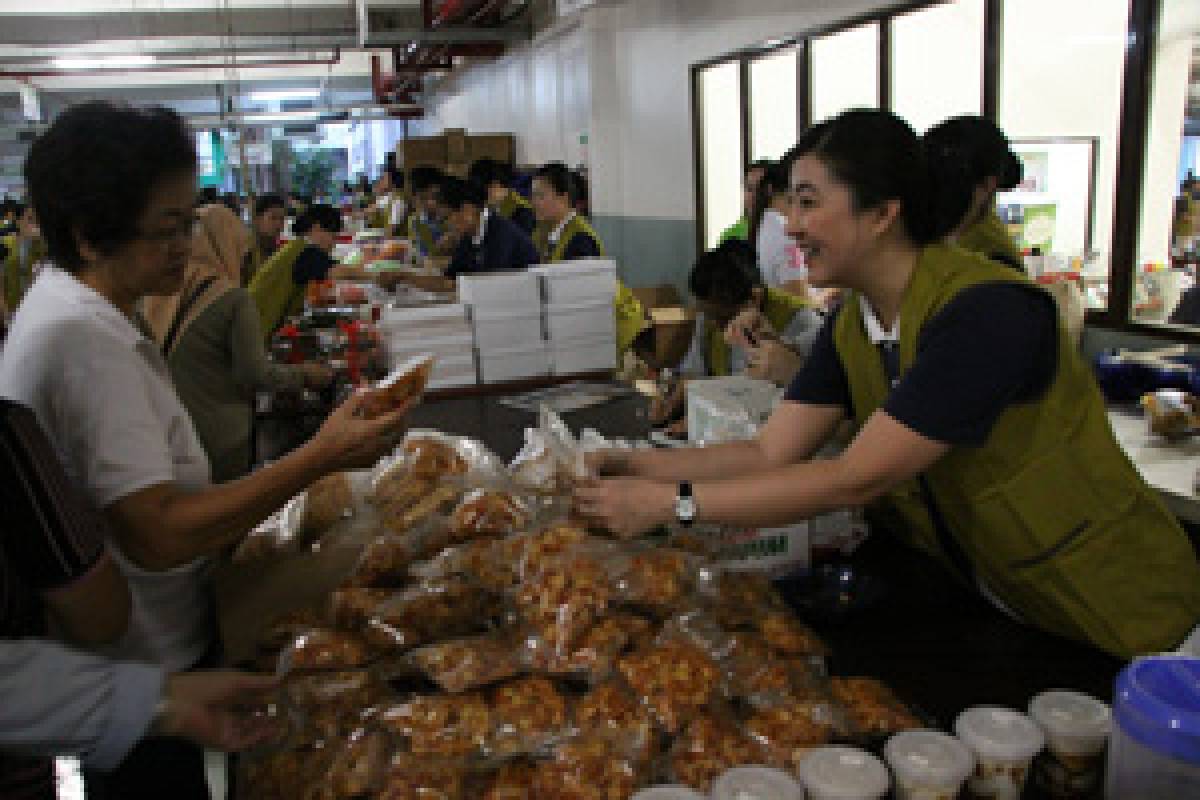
[870,199,904,238]
[74,228,101,268]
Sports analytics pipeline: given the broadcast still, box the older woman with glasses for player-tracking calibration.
[0,101,413,797]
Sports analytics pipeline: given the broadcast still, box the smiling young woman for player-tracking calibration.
[578,108,1200,661]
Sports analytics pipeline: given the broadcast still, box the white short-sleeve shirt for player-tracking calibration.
[0,267,213,670]
[757,209,808,289]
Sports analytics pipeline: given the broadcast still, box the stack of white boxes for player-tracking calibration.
[532,259,618,375]
[458,271,549,383]
[377,304,477,390]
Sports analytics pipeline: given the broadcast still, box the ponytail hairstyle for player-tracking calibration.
[292,203,342,236]
[923,115,1022,234]
[748,160,790,246]
[784,109,962,246]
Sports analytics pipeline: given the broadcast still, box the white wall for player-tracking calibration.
[418,0,885,222]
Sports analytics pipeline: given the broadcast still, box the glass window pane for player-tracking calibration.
[1138,0,1200,327]
[810,23,880,124]
[999,0,1129,311]
[890,0,985,134]
[699,61,745,250]
[750,48,799,161]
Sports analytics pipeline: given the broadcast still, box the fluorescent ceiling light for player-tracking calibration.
[51,55,155,70]
[249,89,322,102]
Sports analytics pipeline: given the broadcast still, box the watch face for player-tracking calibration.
[677,495,697,523]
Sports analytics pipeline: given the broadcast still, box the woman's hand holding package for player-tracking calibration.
[745,339,803,387]
[574,477,674,539]
[724,308,775,350]
[311,390,416,472]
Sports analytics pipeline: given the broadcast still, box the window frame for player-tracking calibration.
[692,0,1194,344]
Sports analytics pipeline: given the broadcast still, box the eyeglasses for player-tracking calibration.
[136,216,201,244]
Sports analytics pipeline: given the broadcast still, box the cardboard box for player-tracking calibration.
[444,161,470,179]
[445,128,469,162]
[647,306,695,368]
[398,136,447,167]
[469,134,515,164]
[631,284,682,310]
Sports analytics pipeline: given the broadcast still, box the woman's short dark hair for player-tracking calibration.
[784,109,962,246]
[923,115,1022,234]
[437,177,487,211]
[410,166,445,195]
[689,239,762,308]
[24,101,196,273]
[535,162,576,202]
[469,157,515,189]
[255,193,286,218]
[293,204,343,235]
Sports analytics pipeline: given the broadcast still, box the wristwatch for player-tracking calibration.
[675,481,697,527]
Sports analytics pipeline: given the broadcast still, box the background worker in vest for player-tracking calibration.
[469,157,536,236]
[243,193,287,285]
[0,203,45,321]
[923,115,1025,272]
[405,166,458,258]
[719,160,772,245]
[441,177,539,279]
[577,109,1200,661]
[248,203,343,340]
[366,165,407,237]
[531,161,649,358]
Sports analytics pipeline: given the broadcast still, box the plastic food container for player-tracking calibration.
[954,707,1044,800]
[797,746,890,800]
[1027,689,1110,798]
[883,729,974,800]
[712,765,805,799]
[1105,655,1200,799]
[629,787,707,800]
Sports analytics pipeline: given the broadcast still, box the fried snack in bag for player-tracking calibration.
[278,629,374,673]
[360,354,434,419]
[240,742,333,800]
[315,726,392,800]
[382,485,461,534]
[330,588,392,630]
[343,534,420,588]
[404,432,470,480]
[410,537,515,593]
[447,490,529,541]
[300,472,357,539]
[574,680,658,764]
[617,639,724,734]
[705,572,787,629]
[368,472,433,513]
[377,753,472,800]
[260,606,329,652]
[829,676,923,738]
[362,577,494,654]
[376,693,491,758]
[671,713,765,792]
[617,548,707,612]
[525,613,653,683]
[757,611,830,659]
[514,543,619,656]
[745,700,848,773]
[531,732,645,800]
[487,676,570,758]
[409,631,525,693]
[512,522,592,580]
[482,758,539,800]
[282,669,386,713]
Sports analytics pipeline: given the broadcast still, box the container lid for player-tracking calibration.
[629,787,707,800]
[1113,655,1200,764]
[883,730,974,787]
[1028,690,1112,754]
[954,707,1045,762]
[797,746,890,799]
[711,765,805,799]
[532,258,617,277]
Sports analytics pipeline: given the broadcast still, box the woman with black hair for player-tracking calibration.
[248,202,342,339]
[923,115,1025,271]
[469,157,536,235]
[578,108,1200,661]
[367,166,407,236]
[244,192,287,284]
[440,176,539,278]
[0,101,412,797]
[750,160,809,295]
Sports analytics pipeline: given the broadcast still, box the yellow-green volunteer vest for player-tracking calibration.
[248,238,307,343]
[832,243,1200,657]
[367,193,403,234]
[2,235,44,313]
[958,209,1023,268]
[535,215,648,356]
[497,190,533,225]
[705,288,810,377]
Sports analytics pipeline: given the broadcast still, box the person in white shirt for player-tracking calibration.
[751,160,811,298]
[0,100,414,798]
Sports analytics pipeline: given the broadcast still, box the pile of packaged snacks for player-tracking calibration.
[244,428,932,798]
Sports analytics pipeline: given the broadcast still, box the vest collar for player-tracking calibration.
[472,208,491,247]
[858,293,900,344]
[548,211,577,246]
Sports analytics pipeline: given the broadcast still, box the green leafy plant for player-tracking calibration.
[290,148,340,199]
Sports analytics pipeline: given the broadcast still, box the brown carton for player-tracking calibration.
[445,128,469,162]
